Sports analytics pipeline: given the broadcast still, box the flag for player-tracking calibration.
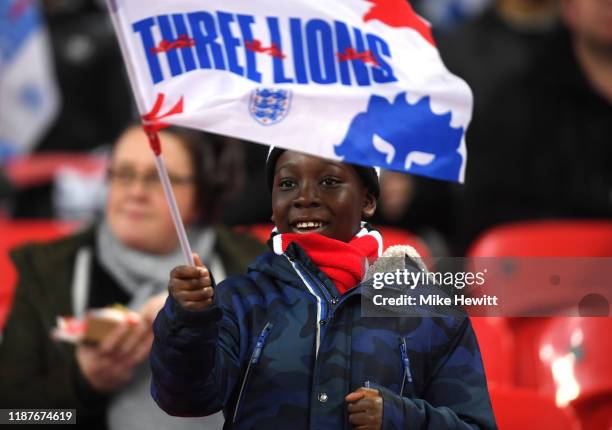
[107,0,473,182]
[0,0,60,160]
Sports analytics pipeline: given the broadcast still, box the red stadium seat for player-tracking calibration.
[537,317,612,430]
[235,223,273,244]
[471,317,514,387]
[468,220,612,258]
[0,220,78,330]
[467,221,612,389]
[377,225,431,259]
[490,386,581,430]
[236,223,431,259]
[4,153,107,188]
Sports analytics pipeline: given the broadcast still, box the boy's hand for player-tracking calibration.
[345,387,383,430]
[168,253,214,311]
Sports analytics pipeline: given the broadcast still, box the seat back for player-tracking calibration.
[0,220,78,329]
[377,226,430,259]
[467,221,612,388]
[490,386,581,430]
[470,317,514,386]
[468,221,612,258]
[537,317,612,404]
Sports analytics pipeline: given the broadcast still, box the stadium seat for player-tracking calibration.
[0,220,78,330]
[489,386,581,430]
[236,223,431,258]
[235,223,273,244]
[467,220,612,258]
[537,317,612,430]
[378,225,431,259]
[467,221,612,389]
[471,317,514,387]
[4,153,107,188]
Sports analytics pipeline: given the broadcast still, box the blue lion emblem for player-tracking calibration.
[249,88,292,126]
[335,92,465,182]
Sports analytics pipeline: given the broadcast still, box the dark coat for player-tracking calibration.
[151,243,497,429]
[448,27,612,250]
[0,225,264,428]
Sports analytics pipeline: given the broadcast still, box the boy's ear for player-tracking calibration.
[361,190,377,219]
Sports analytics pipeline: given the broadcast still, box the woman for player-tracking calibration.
[0,125,264,429]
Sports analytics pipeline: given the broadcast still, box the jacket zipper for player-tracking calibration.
[285,255,331,358]
[232,322,274,424]
[399,337,413,396]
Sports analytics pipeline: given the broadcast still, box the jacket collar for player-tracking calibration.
[247,242,364,299]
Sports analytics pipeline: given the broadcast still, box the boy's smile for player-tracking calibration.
[271,151,376,243]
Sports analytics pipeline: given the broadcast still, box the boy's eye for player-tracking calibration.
[278,178,296,189]
[321,177,341,187]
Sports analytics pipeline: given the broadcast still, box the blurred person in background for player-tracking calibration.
[363,1,557,256]
[371,171,453,256]
[0,169,14,216]
[0,125,265,429]
[38,0,132,153]
[438,0,560,116]
[450,0,612,251]
[10,0,132,219]
[220,143,273,227]
[10,1,272,227]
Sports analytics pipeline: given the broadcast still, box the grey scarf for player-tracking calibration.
[96,222,220,310]
[95,221,227,429]
[95,221,217,310]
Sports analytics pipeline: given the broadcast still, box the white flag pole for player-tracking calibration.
[146,130,195,266]
[106,0,194,266]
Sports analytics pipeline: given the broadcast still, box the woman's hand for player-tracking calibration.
[139,292,168,324]
[168,253,214,311]
[346,387,383,430]
[76,320,152,392]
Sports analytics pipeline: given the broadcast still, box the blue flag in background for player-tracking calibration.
[0,0,59,161]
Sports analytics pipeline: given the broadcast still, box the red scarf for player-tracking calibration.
[271,226,383,294]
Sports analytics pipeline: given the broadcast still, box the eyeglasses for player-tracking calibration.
[107,168,195,190]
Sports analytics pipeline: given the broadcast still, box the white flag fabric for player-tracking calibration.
[0,0,60,159]
[107,0,473,182]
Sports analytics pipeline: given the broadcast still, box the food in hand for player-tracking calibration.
[52,305,140,344]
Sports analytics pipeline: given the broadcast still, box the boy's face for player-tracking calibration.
[271,151,376,243]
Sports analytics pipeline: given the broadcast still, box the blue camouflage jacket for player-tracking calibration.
[150,243,497,429]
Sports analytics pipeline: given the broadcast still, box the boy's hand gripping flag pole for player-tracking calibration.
[105,0,194,266]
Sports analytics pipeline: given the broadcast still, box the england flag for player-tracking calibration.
[107,0,473,182]
[0,0,60,160]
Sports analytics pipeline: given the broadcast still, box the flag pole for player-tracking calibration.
[144,128,195,266]
[105,1,194,266]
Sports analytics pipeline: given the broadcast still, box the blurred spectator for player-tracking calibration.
[451,0,612,251]
[6,1,132,219]
[0,169,14,216]
[438,0,560,118]
[0,125,265,429]
[368,0,559,256]
[371,171,453,256]
[220,142,272,226]
[38,0,132,152]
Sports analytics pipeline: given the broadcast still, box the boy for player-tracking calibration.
[150,149,497,429]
